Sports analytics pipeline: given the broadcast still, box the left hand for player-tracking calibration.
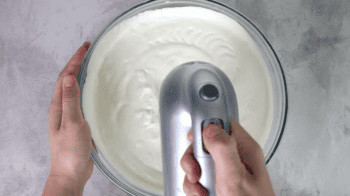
[47,41,96,185]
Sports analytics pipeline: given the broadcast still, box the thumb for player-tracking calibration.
[62,75,83,124]
[202,124,245,176]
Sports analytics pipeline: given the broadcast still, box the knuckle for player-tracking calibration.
[192,188,202,196]
[213,140,229,151]
[192,184,204,196]
[70,118,85,127]
[183,176,204,196]
[63,87,78,99]
[180,157,190,173]
[205,126,227,142]
[71,116,83,126]
[61,119,84,130]
[183,179,190,194]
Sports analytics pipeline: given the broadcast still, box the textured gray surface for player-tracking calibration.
[1,0,349,195]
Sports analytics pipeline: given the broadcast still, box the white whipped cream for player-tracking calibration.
[82,6,273,195]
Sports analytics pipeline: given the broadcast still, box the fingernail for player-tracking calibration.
[189,175,196,183]
[83,41,91,50]
[64,76,75,87]
[206,126,221,138]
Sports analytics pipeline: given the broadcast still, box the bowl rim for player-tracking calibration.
[78,0,288,195]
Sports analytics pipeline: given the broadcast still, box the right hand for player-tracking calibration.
[180,118,275,196]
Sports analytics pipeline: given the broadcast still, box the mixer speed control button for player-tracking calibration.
[201,118,224,154]
[199,84,219,101]
[202,118,224,129]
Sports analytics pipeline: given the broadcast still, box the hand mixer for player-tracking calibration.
[159,61,239,196]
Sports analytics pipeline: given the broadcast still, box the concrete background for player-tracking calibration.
[1,0,350,195]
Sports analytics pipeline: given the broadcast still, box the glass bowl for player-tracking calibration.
[78,0,288,195]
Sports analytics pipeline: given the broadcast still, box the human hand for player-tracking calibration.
[44,42,96,195]
[180,118,275,196]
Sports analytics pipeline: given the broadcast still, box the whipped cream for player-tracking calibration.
[82,6,273,195]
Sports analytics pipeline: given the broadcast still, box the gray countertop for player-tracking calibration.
[1,0,349,195]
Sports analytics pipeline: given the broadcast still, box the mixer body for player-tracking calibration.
[159,61,239,196]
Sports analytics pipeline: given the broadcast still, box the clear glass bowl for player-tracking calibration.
[78,0,288,195]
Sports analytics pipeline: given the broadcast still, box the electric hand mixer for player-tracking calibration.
[159,61,239,196]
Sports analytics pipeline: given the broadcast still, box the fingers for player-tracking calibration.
[48,41,90,132]
[180,143,201,183]
[202,124,245,177]
[61,75,84,125]
[59,41,90,126]
[183,175,208,196]
[59,41,91,81]
[229,118,266,177]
